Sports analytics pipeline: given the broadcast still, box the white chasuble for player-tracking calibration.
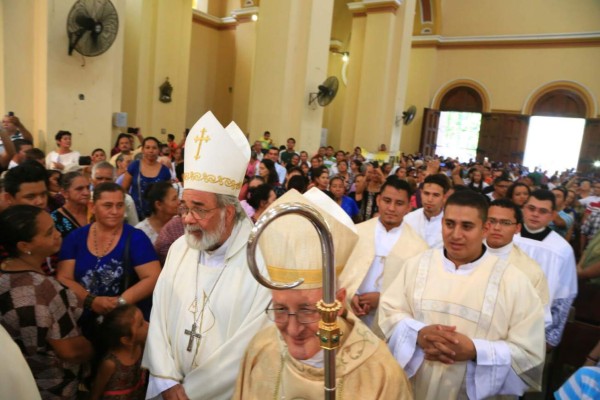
[379,250,545,400]
[142,219,271,400]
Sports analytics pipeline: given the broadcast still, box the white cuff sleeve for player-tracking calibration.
[146,376,179,400]
[466,339,528,399]
[387,318,426,378]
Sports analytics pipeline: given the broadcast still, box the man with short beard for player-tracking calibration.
[142,111,271,400]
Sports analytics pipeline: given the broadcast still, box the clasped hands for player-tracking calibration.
[350,292,379,316]
[417,324,476,364]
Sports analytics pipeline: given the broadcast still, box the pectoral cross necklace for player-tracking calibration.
[185,260,228,367]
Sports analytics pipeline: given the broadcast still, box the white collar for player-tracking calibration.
[485,240,513,260]
[423,209,443,222]
[441,247,488,275]
[299,349,324,368]
[376,218,402,235]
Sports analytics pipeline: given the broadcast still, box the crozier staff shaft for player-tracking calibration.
[247,202,339,400]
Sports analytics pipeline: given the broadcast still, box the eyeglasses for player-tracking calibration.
[178,205,219,220]
[488,218,518,227]
[524,204,552,216]
[265,303,321,325]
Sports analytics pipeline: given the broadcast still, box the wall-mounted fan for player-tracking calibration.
[402,105,417,125]
[309,76,339,107]
[67,0,119,57]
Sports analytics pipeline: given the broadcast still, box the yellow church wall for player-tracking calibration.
[232,20,257,134]
[440,0,600,37]
[2,0,36,142]
[402,44,600,153]
[323,53,348,151]
[45,0,125,156]
[186,21,236,128]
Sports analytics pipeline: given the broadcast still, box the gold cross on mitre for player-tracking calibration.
[193,128,211,160]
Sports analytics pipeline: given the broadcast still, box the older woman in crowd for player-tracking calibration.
[135,181,180,245]
[57,183,161,329]
[121,137,172,220]
[51,171,91,238]
[0,205,93,398]
[45,130,81,171]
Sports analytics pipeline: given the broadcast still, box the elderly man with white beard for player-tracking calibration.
[142,111,271,400]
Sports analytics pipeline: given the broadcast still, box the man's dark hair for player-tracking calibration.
[494,175,512,185]
[4,160,48,196]
[91,148,105,155]
[424,173,450,193]
[552,186,568,199]
[268,146,280,154]
[286,165,304,175]
[490,198,523,225]
[445,190,489,222]
[54,130,72,141]
[528,189,556,210]
[287,137,295,143]
[167,134,175,141]
[24,148,45,161]
[13,139,33,153]
[380,176,413,199]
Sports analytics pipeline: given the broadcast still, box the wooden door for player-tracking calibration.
[419,108,440,156]
[578,119,600,173]
[477,113,529,164]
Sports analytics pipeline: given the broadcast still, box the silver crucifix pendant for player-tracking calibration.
[184,323,202,352]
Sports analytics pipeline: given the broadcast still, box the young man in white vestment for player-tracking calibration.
[513,189,577,350]
[142,111,271,400]
[402,173,450,249]
[339,177,428,330]
[484,199,550,318]
[379,190,546,400]
[233,188,412,399]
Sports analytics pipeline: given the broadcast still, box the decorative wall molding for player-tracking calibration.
[412,31,600,48]
[192,7,259,30]
[523,80,597,118]
[431,78,492,113]
[348,0,402,16]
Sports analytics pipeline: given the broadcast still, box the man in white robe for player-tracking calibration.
[142,112,271,400]
[339,177,428,330]
[403,173,450,249]
[515,189,577,349]
[379,190,545,399]
[484,199,550,322]
[234,188,412,399]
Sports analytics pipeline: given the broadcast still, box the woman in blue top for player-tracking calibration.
[121,137,172,220]
[56,183,161,329]
[330,176,359,222]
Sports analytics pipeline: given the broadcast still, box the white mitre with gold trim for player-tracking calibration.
[258,188,358,290]
[183,111,250,197]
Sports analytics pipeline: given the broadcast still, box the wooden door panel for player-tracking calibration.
[420,108,440,157]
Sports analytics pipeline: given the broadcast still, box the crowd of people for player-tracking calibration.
[0,110,599,399]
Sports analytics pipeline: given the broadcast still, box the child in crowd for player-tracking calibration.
[90,305,148,400]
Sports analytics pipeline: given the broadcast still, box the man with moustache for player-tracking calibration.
[142,111,271,400]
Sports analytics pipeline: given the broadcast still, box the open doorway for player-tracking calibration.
[436,111,482,161]
[523,116,586,174]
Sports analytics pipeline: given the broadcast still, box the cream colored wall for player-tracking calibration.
[402,45,600,153]
[122,0,192,143]
[2,0,36,142]
[247,0,333,153]
[45,0,125,156]
[186,22,236,127]
[441,0,600,36]
[232,21,257,133]
[1,0,124,154]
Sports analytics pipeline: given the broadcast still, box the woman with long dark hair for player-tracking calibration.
[0,205,93,398]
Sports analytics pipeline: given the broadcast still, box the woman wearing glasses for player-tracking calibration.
[56,183,161,331]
